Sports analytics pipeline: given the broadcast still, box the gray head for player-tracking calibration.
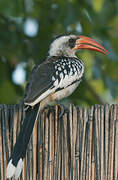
[48,34,108,57]
[48,35,77,57]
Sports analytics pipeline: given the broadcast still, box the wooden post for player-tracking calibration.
[0,104,118,180]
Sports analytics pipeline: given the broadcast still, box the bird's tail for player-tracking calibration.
[6,104,40,179]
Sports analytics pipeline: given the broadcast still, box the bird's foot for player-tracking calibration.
[40,103,68,119]
[55,102,68,118]
[40,105,55,118]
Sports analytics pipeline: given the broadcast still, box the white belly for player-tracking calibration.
[52,81,80,100]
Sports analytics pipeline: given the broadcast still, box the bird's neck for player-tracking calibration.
[48,46,76,58]
[48,51,77,58]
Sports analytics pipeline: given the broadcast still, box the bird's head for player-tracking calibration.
[48,35,108,57]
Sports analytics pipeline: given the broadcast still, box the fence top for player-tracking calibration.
[0,103,118,180]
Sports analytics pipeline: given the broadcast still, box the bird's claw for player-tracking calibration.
[56,103,68,118]
[41,105,55,118]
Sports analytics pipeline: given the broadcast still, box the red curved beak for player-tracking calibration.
[73,35,109,55]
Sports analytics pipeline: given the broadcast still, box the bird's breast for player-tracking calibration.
[52,57,84,90]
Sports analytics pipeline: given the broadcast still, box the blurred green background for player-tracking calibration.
[0,0,118,107]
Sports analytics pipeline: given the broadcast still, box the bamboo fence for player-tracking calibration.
[0,104,118,180]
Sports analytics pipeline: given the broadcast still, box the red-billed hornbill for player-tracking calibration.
[6,35,108,179]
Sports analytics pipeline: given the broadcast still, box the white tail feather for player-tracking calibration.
[6,159,16,178]
[14,158,23,179]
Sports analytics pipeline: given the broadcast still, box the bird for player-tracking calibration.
[6,34,108,179]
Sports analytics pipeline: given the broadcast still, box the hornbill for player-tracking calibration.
[6,35,108,179]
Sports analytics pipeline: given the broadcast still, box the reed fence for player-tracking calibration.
[0,104,118,180]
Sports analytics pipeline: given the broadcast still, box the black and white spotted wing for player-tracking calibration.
[24,56,84,106]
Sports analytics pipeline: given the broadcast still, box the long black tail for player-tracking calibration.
[6,104,39,179]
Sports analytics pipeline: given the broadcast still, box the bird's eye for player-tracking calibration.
[68,38,76,48]
[69,38,75,43]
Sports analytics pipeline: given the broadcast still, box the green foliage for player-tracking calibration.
[0,0,118,106]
